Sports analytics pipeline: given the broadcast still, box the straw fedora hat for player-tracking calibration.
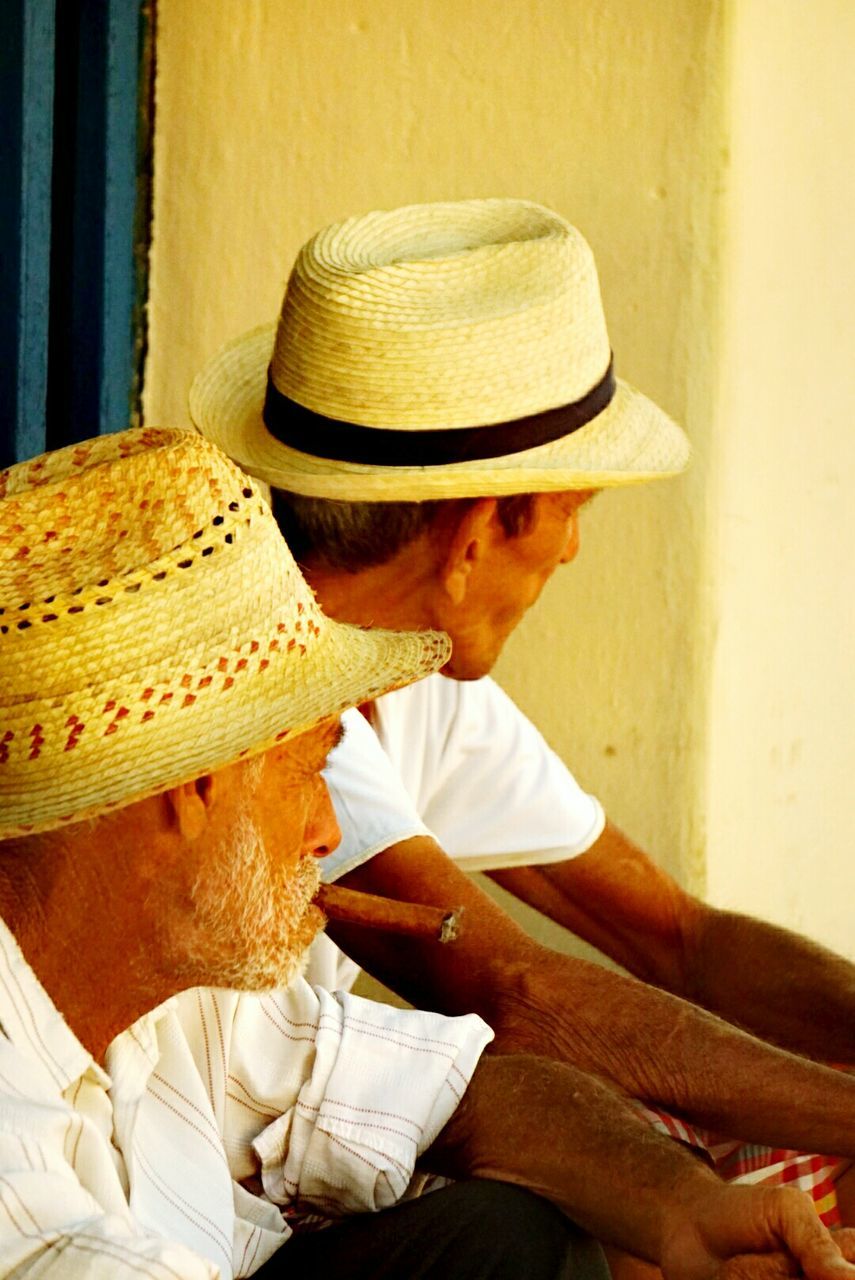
[190,198,690,501]
[0,428,449,837]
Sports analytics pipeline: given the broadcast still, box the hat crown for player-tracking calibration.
[0,429,314,698]
[295,200,576,313]
[271,198,610,428]
[1,429,252,598]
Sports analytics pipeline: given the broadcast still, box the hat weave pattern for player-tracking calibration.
[190,198,690,500]
[0,428,449,835]
[275,202,608,427]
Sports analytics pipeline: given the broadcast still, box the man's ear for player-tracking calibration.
[439,498,499,606]
[164,773,217,841]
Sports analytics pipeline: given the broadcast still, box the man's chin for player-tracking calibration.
[440,655,497,682]
[190,895,327,995]
[300,902,327,949]
[233,922,321,993]
[256,901,326,992]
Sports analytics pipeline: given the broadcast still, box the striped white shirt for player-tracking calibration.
[0,918,492,1277]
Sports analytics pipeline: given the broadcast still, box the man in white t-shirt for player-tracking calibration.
[192,199,855,1229]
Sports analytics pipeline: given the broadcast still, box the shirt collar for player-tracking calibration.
[0,914,181,1103]
[0,914,109,1091]
[104,995,178,1102]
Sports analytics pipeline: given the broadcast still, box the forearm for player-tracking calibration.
[492,828,855,1063]
[333,837,552,1021]
[493,946,855,1155]
[682,906,855,1062]
[335,841,855,1154]
[425,1054,855,1280]
[425,1053,709,1261]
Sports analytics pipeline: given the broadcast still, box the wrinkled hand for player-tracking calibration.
[720,1231,855,1280]
[660,1185,855,1280]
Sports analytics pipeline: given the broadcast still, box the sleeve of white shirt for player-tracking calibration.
[222,984,493,1217]
[373,676,606,873]
[0,1060,216,1278]
[320,706,433,882]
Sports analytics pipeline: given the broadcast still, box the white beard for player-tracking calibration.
[183,809,323,993]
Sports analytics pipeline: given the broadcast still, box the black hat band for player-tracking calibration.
[262,355,616,468]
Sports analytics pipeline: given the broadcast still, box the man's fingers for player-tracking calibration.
[767,1190,855,1280]
[793,1237,855,1280]
[831,1231,855,1265]
[719,1254,799,1280]
[662,1185,855,1280]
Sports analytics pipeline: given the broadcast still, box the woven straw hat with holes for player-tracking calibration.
[190,198,690,501]
[0,428,449,837]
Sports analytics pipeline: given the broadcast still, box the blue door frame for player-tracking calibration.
[0,0,151,469]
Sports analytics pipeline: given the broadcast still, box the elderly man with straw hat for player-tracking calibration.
[5,429,852,1279]
[191,198,855,1234]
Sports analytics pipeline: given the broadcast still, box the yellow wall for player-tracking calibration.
[704,1,855,956]
[147,0,855,957]
[146,1,724,941]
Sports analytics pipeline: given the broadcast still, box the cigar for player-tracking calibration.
[315,883,463,944]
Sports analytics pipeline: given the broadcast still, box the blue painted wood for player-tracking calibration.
[1,1,145,468]
[47,0,143,448]
[101,0,143,431]
[0,0,56,468]
[46,0,108,447]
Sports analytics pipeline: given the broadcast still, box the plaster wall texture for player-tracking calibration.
[704,0,855,956]
[145,1,723,959]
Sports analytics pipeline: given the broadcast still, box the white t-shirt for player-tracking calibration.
[323,675,604,881]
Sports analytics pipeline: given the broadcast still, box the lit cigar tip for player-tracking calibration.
[439,907,465,944]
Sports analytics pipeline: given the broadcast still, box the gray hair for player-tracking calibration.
[270,491,537,574]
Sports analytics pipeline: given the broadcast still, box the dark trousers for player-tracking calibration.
[256,1179,610,1280]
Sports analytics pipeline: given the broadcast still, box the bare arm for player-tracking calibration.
[334,837,855,1153]
[425,1053,855,1280]
[489,820,855,1061]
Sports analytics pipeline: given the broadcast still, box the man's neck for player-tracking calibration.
[0,823,181,1064]
[305,546,439,632]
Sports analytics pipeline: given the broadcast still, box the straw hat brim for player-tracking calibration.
[1,617,448,838]
[190,324,691,501]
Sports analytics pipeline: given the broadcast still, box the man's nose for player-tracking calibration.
[307,780,341,859]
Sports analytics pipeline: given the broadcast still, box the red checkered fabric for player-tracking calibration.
[639,1104,847,1227]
